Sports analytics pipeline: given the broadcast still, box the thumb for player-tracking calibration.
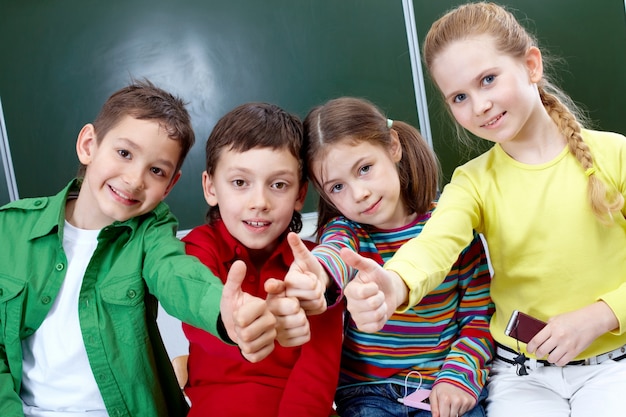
[339,247,378,282]
[287,232,314,268]
[264,278,286,300]
[223,260,247,298]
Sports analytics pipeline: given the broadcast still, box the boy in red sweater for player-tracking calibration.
[182,102,343,416]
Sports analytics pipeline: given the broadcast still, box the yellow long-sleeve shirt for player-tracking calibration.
[386,129,626,359]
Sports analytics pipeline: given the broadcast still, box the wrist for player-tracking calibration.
[390,270,409,310]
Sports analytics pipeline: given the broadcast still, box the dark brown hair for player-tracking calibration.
[304,97,439,234]
[204,102,305,232]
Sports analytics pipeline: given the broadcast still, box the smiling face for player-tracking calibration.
[71,115,182,229]
[430,34,545,147]
[203,146,307,257]
[313,137,411,230]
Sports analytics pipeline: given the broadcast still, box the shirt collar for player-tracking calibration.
[212,219,295,267]
[24,178,167,241]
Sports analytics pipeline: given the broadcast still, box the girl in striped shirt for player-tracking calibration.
[285,96,494,417]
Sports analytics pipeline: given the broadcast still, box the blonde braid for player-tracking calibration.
[540,87,624,221]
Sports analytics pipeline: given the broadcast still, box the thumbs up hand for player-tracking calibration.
[340,248,408,333]
[220,260,277,363]
[265,278,311,347]
[283,232,329,315]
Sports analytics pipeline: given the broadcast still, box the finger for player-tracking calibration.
[429,390,440,417]
[339,247,380,281]
[235,298,277,352]
[287,232,316,269]
[268,296,301,316]
[276,313,311,347]
[223,260,247,299]
[264,278,286,299]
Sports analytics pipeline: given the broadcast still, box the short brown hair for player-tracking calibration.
[79,79,194,176]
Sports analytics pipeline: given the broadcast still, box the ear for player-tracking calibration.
[162,170,182,199]
[389,129,403,163]
[76,124,98,165]
[525,46,543,83]
[294,181,309,212]
[201,171,219,207]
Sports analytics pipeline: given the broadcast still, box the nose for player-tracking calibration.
[123,166,145,191]
[249,186,270,211]
[351,183,371,203]
[474,94,492,116]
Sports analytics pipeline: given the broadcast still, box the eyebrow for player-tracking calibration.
[225,166,298,179]
[117,137,176,171]
[443,67,497,102]
[320,156,367,189]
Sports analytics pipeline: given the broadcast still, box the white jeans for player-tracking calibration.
[486,358,626,417]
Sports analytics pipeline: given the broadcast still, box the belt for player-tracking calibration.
[496,343,626,369]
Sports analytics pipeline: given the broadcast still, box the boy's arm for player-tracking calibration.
[277,303,344,417]
[435,234,494,400]
[143,213,276,361]
[0,339,25,415]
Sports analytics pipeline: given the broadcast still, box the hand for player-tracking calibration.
[220,260,277,363]
[340,248,408,333]
[526,301,618,366]
[265,277,311,347]
[430,383,477,417]
[284,232,329,315]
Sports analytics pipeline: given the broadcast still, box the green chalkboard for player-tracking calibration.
[412,0,626,183]
[0,0,417,230]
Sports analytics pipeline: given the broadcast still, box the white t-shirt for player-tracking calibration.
[21,221,108,416]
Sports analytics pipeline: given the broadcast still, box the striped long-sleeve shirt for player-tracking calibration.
[313,206,494,399]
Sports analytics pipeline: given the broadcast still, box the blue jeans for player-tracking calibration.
[335,383,487,417]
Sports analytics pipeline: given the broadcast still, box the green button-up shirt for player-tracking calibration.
[0,180,225,416]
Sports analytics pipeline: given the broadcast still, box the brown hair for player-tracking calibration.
[204,102,305,232]
[79,79,194,177]
[303,97,439,234]
[422,1,623,221]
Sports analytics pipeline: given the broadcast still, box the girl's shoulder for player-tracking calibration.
[582,128,626,147]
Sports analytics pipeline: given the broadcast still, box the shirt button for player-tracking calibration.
[34,200,42,206]
[41,296,51,304]
[127,289,137,299]
[55,263,64,271]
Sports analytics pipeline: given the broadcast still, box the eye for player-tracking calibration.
[482,74,496,86]
[118,149,131,159]
[358,165,372,176]
[330,183,344,194]
[453,93,467,104]
[272,181,288,190]
[232,179,246,188]
[150,167,165,177]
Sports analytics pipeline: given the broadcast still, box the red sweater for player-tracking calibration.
[182,220,343,417]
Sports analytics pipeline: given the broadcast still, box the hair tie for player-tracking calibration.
[584,167,596,177]
[387,119,393,128]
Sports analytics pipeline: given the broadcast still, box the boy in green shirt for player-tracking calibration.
[0,80,277,417]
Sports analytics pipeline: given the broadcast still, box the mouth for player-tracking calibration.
[244,220,271,228]
[481,111,506,128]
[362,198,382,215]
[109,185,139,204]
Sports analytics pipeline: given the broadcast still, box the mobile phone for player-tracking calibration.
[504,310,546,344]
